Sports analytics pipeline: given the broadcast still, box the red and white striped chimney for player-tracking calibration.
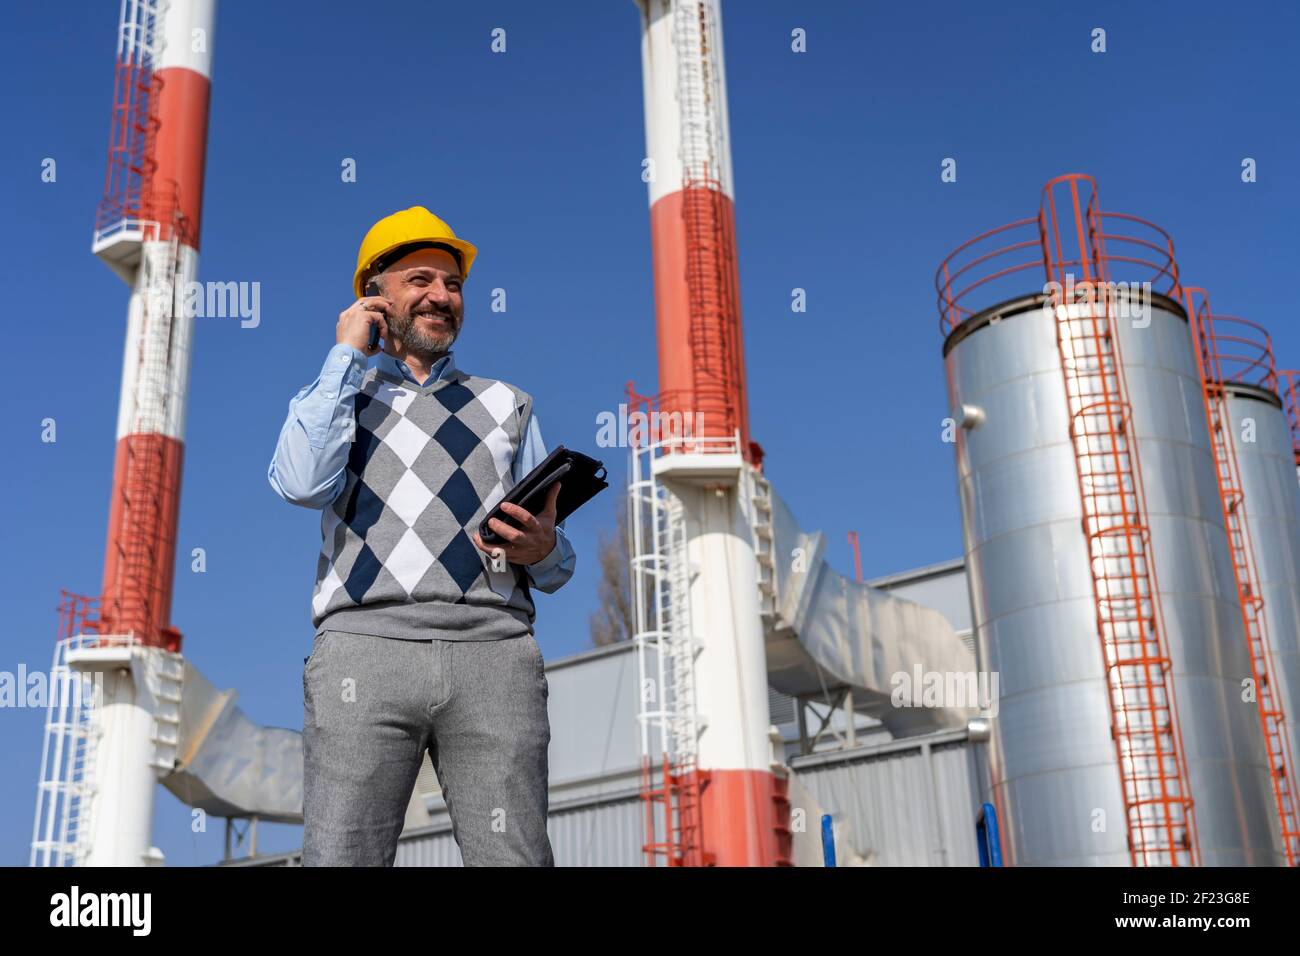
[635,0,786,867]
[637,0,754,463]
[97,0,215,652]
[77,0,215,866]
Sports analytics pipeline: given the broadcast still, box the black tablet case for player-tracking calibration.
[478,445,608,544]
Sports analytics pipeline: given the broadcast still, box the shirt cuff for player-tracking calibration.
[526,536,564,574]
[321,343,368,395]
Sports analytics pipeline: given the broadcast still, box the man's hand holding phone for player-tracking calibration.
[337,282,390,356]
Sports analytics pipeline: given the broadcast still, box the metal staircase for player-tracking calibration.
[149,650,185,774]
[31,594,103,867]
[749,469,778,623]
[746,468,794,865]
[628,392,710,866]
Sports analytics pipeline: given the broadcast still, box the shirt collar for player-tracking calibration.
[373,350,456,388]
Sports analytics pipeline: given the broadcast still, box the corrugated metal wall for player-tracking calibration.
[547,794,644,867]
[790,730,985,866]
[382,730,986,867]
[393,791,644,867]
[223,730,986,867]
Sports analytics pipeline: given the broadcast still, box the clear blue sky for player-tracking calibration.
[2,0,1297,865]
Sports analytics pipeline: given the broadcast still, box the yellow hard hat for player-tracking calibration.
[353,206,478,297]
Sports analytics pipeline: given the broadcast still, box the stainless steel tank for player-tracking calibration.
[943,288,1281,865]
[1281,371,1300,488]
[1225,381,1300,794]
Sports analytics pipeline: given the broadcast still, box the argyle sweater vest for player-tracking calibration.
[310,366,537,641]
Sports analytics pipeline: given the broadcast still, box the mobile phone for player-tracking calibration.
[364,279,384,350]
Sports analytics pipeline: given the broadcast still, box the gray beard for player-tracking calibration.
[391,310,460,358]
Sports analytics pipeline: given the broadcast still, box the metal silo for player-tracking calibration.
[1282,371,1300,487]
[935,174,1282,866]
[1184,304,1300,862]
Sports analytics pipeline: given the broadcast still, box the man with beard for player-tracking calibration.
[268,206,574,866]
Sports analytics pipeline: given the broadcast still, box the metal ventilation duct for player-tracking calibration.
[759,476,979,737]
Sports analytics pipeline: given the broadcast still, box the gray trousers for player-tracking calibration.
[302,629,554,866]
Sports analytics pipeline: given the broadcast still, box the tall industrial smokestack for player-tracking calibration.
[637,0,754,463]
[97,0,215,651]
[77,0,216,867]
[631,0,786,867]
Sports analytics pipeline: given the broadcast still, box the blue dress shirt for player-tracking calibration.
[268,343,575,593]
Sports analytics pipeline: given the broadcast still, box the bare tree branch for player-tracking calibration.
[589,484,634,647]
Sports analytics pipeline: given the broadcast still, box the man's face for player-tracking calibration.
[376,247,464,357]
